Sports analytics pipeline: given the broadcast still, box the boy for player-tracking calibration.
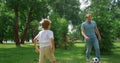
[33,19,56,63]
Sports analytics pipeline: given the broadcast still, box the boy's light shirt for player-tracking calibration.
[35,30,54,48]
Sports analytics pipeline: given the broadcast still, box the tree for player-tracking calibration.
[20,0,49,44]
[2,0,50,46]
[110,0,120,39]
[29,20,39,43]
[0,1,14,44]
[5,0,21,46]
[49,12,69,49]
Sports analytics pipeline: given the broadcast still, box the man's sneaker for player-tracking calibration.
[98,61,101,63]
[86,59,90,62]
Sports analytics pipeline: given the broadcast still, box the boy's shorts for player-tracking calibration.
[39,46,56,63]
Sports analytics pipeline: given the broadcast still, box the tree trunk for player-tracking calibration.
[20,8,32,44]
[0,39,3,44]
[31,28,35,43]
[14,6,20,46]
[0,33,4,44]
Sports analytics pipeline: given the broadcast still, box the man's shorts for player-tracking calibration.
[39,46,56,63]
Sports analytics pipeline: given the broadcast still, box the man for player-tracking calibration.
[81,13,101,63]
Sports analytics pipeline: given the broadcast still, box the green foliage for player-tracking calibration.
[29,20,39,37]
[49,13,73,49]
[0,2,14,41]
[110,0,120,39]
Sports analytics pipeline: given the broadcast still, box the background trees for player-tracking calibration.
[1,0,49,46]
[0,1,14,44]
[49,13,69,49]
[110,0,120,39]
[48,0,81,25]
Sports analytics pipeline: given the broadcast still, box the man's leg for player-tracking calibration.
[86,40,92,61]
[93,38,100,61]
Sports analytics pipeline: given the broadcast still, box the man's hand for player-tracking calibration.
[98,35,101,41]
[95,27,101,41]
[85,36,90,41]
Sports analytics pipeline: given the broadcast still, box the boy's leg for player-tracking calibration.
[93,38,100,61]
[39,57,45,63]
[39,47,46,63]
[45,46,56,63]
[86,40,92,61]
[52,60,56,63]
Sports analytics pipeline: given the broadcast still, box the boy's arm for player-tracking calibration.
[33,38,39,54]
[50,38,55,53]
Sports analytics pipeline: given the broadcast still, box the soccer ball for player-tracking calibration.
[91,57,99,63]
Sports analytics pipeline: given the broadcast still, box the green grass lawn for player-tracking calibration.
[0,41,120,63]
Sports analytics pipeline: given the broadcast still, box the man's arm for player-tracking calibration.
[33,38,39,54]
[81,30,89,40]
[95,27,101,40]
